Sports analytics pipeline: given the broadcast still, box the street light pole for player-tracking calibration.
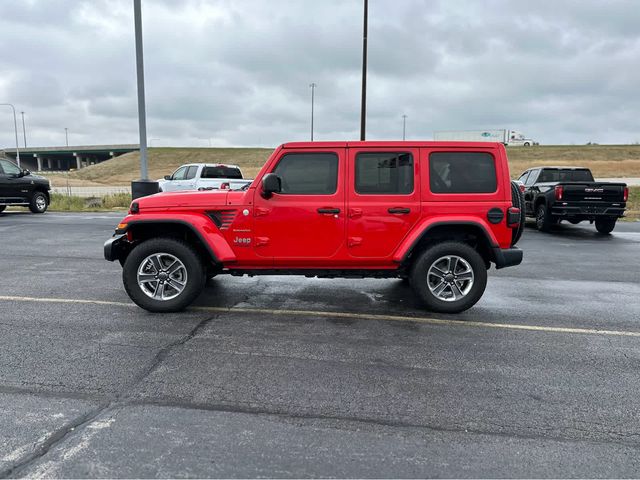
[134,0,149,181]
[402,114,407,141]
[309,82,316,141]
[0,103,21,168]
[21,111,27,148]
[359,0,368,141]
[65,127,68,147]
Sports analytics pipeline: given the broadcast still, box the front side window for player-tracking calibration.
[429,152,497,194]
[518,171,530,184]
[355,152,414,194]
[525,169,539,186]
[185,166,198,180]
[0,159,21,176]
[172,166,187,180]
[273,153,338,195]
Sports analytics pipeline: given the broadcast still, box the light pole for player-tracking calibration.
[21,111,27,148]
[131,0,158,199]
[360,0,368,141]
[309,82,316,141]
[0,103,20,167]
[402,114,407,141]
[65,127,68,147]
[134,0,148,180]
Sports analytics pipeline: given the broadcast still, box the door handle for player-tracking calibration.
[388,207,410,214]
[317,208,340,214]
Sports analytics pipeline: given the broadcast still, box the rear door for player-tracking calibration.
[346,148,420,258]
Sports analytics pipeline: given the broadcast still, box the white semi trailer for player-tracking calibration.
[434,129,536,146]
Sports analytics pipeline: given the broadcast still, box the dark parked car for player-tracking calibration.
[0,158,51,214]
[518,166,627,233]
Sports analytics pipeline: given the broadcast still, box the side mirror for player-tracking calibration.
[164,175,172,180]
[261,173,281,198]
[21,169,30,177]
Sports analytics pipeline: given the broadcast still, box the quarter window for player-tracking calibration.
[273,153,338,195]
[355,152,414,194]
[429,152,497,193]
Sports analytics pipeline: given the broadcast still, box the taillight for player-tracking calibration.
[555,185,563,200]
[220,182,230,190]
[623,186,629,202]
[507,207,521,227]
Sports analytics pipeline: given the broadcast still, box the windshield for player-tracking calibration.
[538,169,594,183]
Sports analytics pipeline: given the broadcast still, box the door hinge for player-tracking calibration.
[348,236,363,247]
[255,237,270,247]
[348,208,363,219]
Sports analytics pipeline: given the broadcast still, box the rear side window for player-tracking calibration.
[201,166,243,179]
[273,153,338,195]
[355,152,414,194]
[429,152,497,193]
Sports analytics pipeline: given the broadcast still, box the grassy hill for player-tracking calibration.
[47,144,640,186]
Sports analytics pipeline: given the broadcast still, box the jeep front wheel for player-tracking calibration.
[123,237,205,312]
[410,242,487,313]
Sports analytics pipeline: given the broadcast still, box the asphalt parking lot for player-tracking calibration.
[1,211,639,478]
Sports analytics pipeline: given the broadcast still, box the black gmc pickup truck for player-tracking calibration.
[518,167,627,234]
[0,158,51,214]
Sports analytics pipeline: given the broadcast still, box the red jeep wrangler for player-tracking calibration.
[105,142,524,313]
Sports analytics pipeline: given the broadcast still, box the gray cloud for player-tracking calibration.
[1,0,640,149]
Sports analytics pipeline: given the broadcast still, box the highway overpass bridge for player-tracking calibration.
[1,144,139,171]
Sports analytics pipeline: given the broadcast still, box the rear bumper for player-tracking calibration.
[493,247,523,270]
[551,204,625,218]
[104,234,130,262]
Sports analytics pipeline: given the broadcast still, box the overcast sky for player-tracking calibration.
[1,0,639,149]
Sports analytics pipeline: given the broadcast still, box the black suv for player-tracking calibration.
[0,158,51,214]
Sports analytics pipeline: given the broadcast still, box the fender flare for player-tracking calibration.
[393,218,500,264]
[116,215,236,264]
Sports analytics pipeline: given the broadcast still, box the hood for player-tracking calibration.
[134,190,229,210]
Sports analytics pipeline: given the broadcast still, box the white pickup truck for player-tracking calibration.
[158,163,252,192]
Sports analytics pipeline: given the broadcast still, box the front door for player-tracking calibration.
[0,159,27,202]
[346,148,421,258]
[252,149,346,264]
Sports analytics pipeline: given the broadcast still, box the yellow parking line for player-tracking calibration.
[1,294,639,339]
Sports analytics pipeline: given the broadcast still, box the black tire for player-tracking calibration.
[0,206,6,213]
[523,142,531,147]
[29,192,48,214]
[123,237,205,312]
[510,181,525,245]
[535,203,554,232]
[409,242,487,314]
[595,217,616,234]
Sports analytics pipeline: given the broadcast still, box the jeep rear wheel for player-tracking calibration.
[123,237,205,312]
[410,242,487,313]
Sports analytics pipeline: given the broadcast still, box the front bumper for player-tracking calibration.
[493,247,523,270]
[104,234,130,262]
